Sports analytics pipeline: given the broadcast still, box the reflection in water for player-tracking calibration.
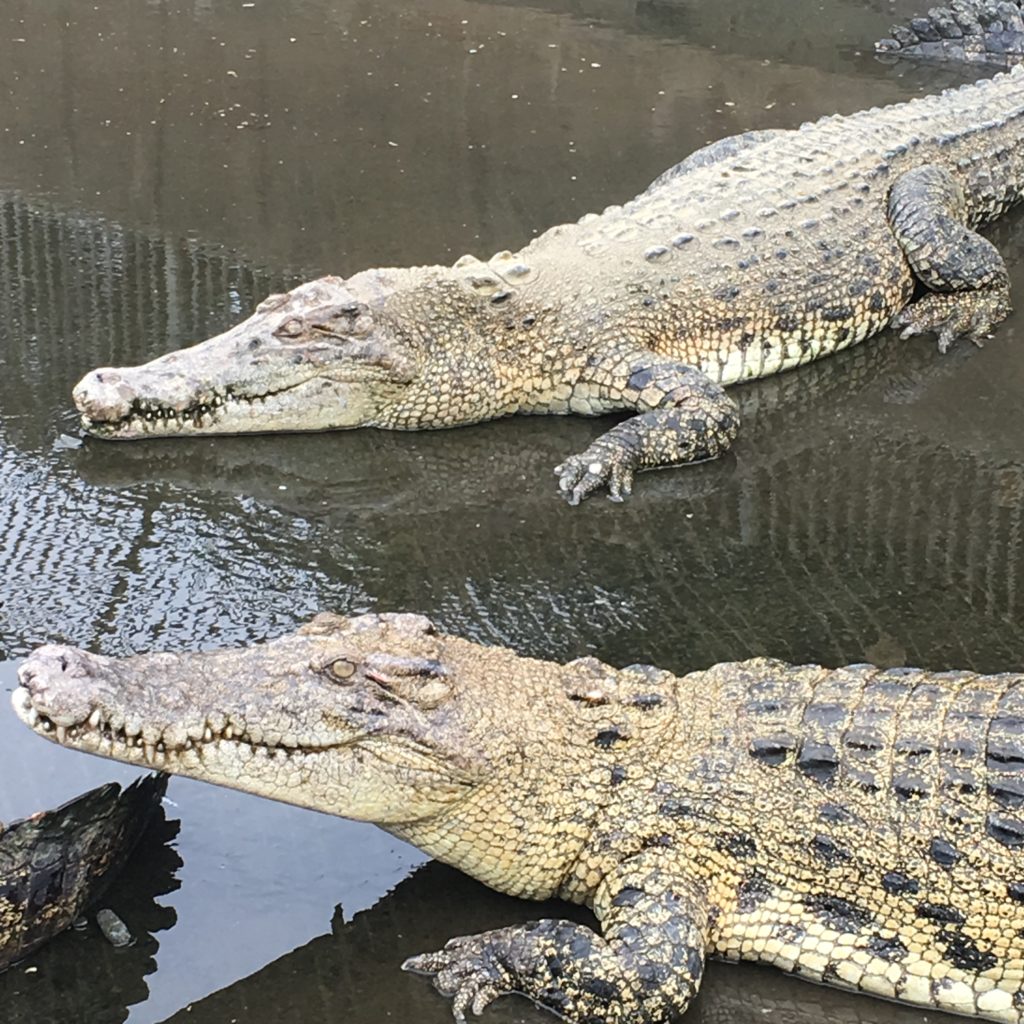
[0,810,181,1024]
[2,187,1022,673]
[0,0,1021,1020]
[158,860,962,1024]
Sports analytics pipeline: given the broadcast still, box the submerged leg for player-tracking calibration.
[888,163,1011,352]
[554,353,739,505]
[403,855,710,1023]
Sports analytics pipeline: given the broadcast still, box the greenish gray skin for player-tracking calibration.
[72,62,1024,503]
[877,1,1024,67]
[14,613,1024,1021]
[0,774,167,971]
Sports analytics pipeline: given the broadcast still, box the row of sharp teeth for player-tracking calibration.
[13,686,307,766]
[134,391,231,425]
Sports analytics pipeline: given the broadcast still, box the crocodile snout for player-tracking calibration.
[15,644,109,729]
[72,369,137,423]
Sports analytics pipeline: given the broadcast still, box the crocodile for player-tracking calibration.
[14,611,1024,1021]
[71,43,1024,504]
[877,1,1024,67]
[0,774,166,971]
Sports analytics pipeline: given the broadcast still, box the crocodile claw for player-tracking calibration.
[892,290,1010,354]
[555,455,635,505]
[403,935,512,1022]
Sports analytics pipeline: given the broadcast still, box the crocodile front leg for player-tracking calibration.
[403,855,710,1022]
[888,163,1012,352]
[554,352,739,505]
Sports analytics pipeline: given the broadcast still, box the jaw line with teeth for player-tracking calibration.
[81,378,324,435]
[82,390,231,434]
[11,685,334,768]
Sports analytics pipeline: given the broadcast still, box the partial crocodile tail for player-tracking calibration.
[876,0,1024,66]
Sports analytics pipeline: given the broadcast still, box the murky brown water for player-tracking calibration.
[0,1,1021,1021]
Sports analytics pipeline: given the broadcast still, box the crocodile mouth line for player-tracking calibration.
[80,380,317,435]
[12,685,328,767]
[81,388,234,435]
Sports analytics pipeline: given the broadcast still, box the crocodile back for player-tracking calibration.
[692,659,1024,1016]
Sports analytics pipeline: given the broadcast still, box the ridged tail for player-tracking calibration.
[876,0,1024,67]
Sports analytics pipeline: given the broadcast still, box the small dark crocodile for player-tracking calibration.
[0,774,166,971]
[72,18,1024,503]
[14,613,1024,1021]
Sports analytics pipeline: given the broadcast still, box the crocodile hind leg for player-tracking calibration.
[888,163,1012,353]
[554,353,739,505]
[403,855,710,1023]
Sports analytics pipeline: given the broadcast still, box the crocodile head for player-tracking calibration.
[72,273,421,439]
[12,613,537,825]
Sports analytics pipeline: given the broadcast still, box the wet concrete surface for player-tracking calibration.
[0,0,1020,1020]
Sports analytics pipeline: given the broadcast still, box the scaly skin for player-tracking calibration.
[877,1,1024,67]
[13,612,1024,1021]
[72,61,1024,502]
[0,774,166,970]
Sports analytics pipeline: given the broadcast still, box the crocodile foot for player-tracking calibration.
[892,289,1011,353]
[555,450,636,505]
[403,932,514,1022]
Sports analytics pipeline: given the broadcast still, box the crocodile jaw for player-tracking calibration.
[73,371,378,439]
[11,645,357,816]
[12,616,487,823]
[71,274,415,440]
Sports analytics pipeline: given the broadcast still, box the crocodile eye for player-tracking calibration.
[275,317,304,339]
[328,658,357,681]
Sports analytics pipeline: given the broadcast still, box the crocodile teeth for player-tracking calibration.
[56,725,67,743]
[143,742,156,764]
[89,709,102,729]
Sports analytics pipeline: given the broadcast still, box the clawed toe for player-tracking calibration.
[403,938,510,1022]
[892,289,1010,354]
[555,455,635,505]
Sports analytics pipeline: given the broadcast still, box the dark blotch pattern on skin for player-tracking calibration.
[929,837,961,868]
[749,735,795,766]
[716,833,758,860]
[594,729,625,750]
[938,929,999,974]
[987,813,1024,848]
[810,833,852,866]
[819,802,855,825]
[630,694,664,711]
[882,871,920,896]
[796,742,838,786]
[736,871,773,914]
[804,894,874,933]
[867,934,909,963]
[916,902,967,926]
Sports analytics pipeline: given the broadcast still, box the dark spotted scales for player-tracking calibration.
[409,656,1024,1022]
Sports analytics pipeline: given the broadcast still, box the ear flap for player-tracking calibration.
[362,654,453,709]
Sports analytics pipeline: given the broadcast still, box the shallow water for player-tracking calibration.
[0,0,1021,1021]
